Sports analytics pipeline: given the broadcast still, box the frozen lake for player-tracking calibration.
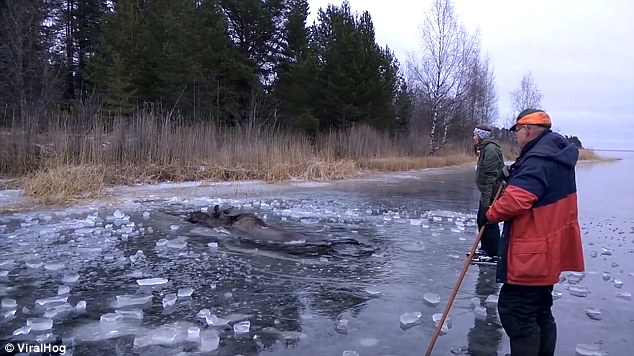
[0,152,633,356]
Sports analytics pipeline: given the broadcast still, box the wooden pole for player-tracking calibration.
[424,184,505,356]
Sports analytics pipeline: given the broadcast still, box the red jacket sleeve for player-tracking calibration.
[486,185,538,223]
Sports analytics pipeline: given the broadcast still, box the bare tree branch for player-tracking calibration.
[511,71,543,114]
[407,0,489,154]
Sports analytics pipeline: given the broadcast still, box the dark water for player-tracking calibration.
[0,153,632,356]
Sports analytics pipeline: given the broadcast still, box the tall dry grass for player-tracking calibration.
[1,112,608,206]
[577,148,615,162]
[5,112,574,205]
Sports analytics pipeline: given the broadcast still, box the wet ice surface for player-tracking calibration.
[1,154,633,355]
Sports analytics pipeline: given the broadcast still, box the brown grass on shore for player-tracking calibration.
[357,154,474,171]
[577,148,617,162]
[0,113,478,205]
[0,112,607,206]
[17,164,107,205]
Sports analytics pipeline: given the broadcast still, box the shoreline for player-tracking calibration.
[0,154,616,214]
[0,161,477,213]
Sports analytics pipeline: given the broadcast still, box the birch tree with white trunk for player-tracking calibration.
[407,0,480,154]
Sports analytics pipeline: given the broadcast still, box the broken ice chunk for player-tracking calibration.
[197,308,211,318]
[26,261,43,269]
[365,285,382,296]
[3,309,16,319]
[1,298,17,309]
[613,279,623,289]
[552,289,563,300]
[162,294,177,308]
[35,296,68,307]
[343,351,360,356]
[205,314,229,327]
[177,288,193,298]
[75,301,86,311]
[42,303,73,318]
[473,306,487,319]
[115,308,143,320]
[485,295,498,307]
[169,224,180,231]
[113,210,125,219]
[136,277,168,286]
[62,273,80,283]
[602,272,611,281]
[0,260,14,269]
[156,239,168,247]
[616,292,631,301]
[115,294,153,308]
[100,313,122,323]
[200,330,220,352]
[432,313,452,333]
[400,312,422,329]
[600,248,612,256]
[58,285,70,295]
[569,286,589,297]
[44,262,65,271]
[335,319,349,334]
[133,324,184,347]
[423,293,440,306]
[568,271,585,279]
[575,344,607,356]
[233,320,250,334]
[26,317,53,331]
[186,326,200,341]
[585,307,602,320]
[166,239,187,249]
[13,326,31,335]
[36,333,54,342]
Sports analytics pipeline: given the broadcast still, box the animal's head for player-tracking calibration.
[212,205,221,218]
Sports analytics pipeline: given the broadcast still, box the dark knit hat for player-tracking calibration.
[509,108,552,132]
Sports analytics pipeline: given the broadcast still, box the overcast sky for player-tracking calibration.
[306,0,634,150]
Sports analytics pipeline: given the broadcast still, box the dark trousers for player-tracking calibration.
[498,284,557,355]
[497,283,555,338]
[477,201,500,257]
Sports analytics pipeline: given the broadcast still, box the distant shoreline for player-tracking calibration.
[585,148,634,153]
[0,147,615,214]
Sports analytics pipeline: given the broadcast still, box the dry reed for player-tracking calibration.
[0,112,604,205]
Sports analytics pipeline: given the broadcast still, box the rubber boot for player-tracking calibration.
[509,332,541,356]
[538,323,557,356]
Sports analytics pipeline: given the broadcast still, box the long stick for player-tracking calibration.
[424,184,505,356]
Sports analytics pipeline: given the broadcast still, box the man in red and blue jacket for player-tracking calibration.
[485,108,585,356]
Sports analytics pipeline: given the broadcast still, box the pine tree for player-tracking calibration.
[273,0,319,132]
[218,0,287,123]
[49,0,107,102]
[311,1,402,130]
[87,0,143,115]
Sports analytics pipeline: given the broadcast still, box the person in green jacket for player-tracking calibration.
[473,125,504,262]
